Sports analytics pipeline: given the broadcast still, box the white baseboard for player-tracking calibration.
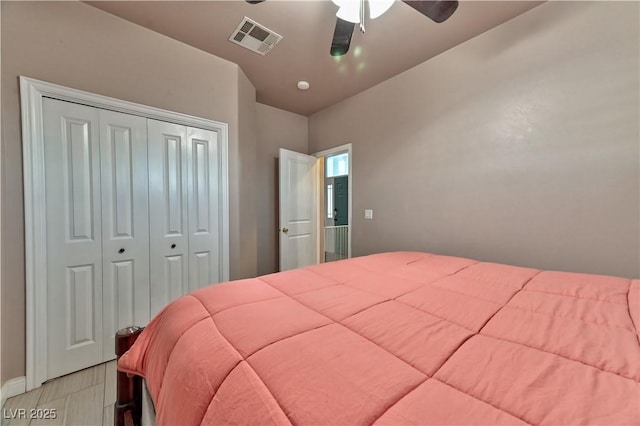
[1,377,26,408]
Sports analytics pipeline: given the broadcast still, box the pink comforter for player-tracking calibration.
[119,252,640,425]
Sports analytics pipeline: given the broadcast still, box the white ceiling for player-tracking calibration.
[87,1,543,116]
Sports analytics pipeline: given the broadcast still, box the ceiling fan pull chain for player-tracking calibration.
[359,0,366,33]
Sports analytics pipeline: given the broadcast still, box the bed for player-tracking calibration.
[116,251,640,425]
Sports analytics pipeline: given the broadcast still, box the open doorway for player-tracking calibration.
[277,144,352,271]
[314,144,352,262]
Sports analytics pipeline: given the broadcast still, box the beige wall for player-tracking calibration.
[255,103,308,275]
[236,69,258,278]
[309,1,640,278]
[0,1,257,383]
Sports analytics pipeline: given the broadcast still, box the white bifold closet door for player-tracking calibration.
[186,127,221,293]
[147,120,189,317]
[147,120,221,317]
[43,99,223,380]
[44,99,151,375]
[99,110,150,362]
[44,99,105,378]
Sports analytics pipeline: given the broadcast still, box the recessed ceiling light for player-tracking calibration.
[297,81,310,91]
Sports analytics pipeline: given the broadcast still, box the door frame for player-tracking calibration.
[313,143,352,259]
[20,76,230,390]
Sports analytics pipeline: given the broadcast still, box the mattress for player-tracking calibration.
[118,251,640,425]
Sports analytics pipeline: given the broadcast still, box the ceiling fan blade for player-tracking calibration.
[245,0,266,3]
[402,1,459,23]
[330,17,355,57]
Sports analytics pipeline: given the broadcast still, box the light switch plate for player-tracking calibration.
[364,209,373,219]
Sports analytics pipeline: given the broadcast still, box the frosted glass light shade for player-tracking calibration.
[368,0,394,19]
[332,0,394,23]
[334,0,361,23]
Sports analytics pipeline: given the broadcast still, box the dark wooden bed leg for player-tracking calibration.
[115,326,144,426]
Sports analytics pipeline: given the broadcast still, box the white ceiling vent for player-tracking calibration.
[229,17,283,56]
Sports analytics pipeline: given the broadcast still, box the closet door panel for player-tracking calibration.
[43,98,104,380]
[148,120,189,317]
[187,127,221,291]
[100,110,149,361]
[165,255,186,301]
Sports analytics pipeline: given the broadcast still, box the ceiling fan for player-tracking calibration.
[245,0,459,57]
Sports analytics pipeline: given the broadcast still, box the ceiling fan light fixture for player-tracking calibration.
[333,0,393,23]
[334,0,361,24]
[368,0,394,19]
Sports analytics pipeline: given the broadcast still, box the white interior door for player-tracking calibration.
[279,148,318,271]
[187,127,221,291]
[43,98,104,379]
[99,110,149,361]
[147,119,189,317]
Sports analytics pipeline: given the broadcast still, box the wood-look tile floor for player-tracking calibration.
[2,361,116,426]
